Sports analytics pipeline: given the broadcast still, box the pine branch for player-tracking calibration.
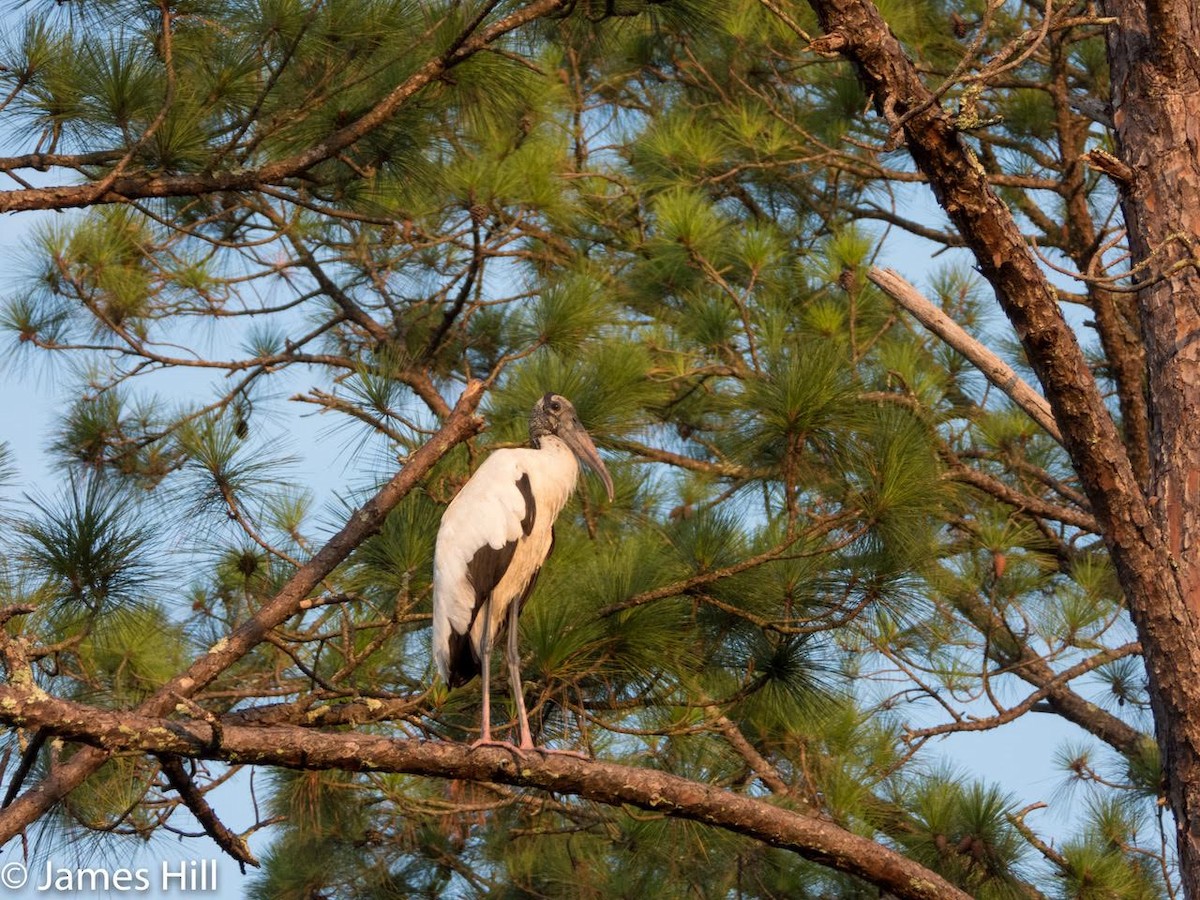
[902,641,1142,741]
[0,0,573,214]
[424,206,486,361]
[950,588,1149,758]
[943,461,1099,532]
[276,220,393,346]
[806,0,1150,557]
[605,437,766,478]
[0,731,44,810]
[706,710,807,802]
[221,694,427,728]
[0,150,125,172]
[595,517,857,618]
[956,449,1092,510]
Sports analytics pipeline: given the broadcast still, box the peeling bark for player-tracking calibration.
[869,267,1063,443]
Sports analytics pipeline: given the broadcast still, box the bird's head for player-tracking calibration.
[530,393,615,501]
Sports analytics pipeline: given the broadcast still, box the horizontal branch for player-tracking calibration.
[0,684,970,900]
[0,150,125,172]
[605,437,764,479]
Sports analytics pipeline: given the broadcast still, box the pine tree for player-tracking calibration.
[0,0,1192,895]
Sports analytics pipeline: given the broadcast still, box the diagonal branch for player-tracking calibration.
[158,755,258,869]
[800,0,1148,541]
[903,636,1145,748]
[944,461,1100,532]
[0,381,486,843]
[262,201,393,346]
[868,267,1064,444]
[595,516,860,618]
[944,585,1149,758]
[797,12,1183,778]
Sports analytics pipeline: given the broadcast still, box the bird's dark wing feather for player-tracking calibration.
[446,474,536,687]
[517,472,536,536]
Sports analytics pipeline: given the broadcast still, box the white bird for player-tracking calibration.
[432,392,614,750]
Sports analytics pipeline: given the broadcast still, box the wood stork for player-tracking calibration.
[432,393,614,750]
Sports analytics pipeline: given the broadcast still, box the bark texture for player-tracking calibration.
[1102,1,1200,889]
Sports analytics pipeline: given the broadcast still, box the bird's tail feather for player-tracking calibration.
[446,630,482,688]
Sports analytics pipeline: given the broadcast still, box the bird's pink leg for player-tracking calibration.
[473,598,497,745]
[479,650,493,745]
[470,598,521,754]
[505,598,535,751]
[504,599,589,759]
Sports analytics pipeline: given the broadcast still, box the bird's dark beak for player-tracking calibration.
[561,418,615,501]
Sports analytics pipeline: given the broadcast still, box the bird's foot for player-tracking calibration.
[468,737,590,761]
[469,738,527,759]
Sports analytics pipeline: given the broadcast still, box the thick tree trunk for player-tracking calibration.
[1102,1,1200,889]
[802,0,1200,892]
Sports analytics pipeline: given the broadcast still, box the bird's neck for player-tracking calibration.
[530,434,577,465]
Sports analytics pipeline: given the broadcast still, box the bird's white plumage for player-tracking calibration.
[432,435,580,682]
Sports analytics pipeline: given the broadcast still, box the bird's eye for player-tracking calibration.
[549,400,562,413]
